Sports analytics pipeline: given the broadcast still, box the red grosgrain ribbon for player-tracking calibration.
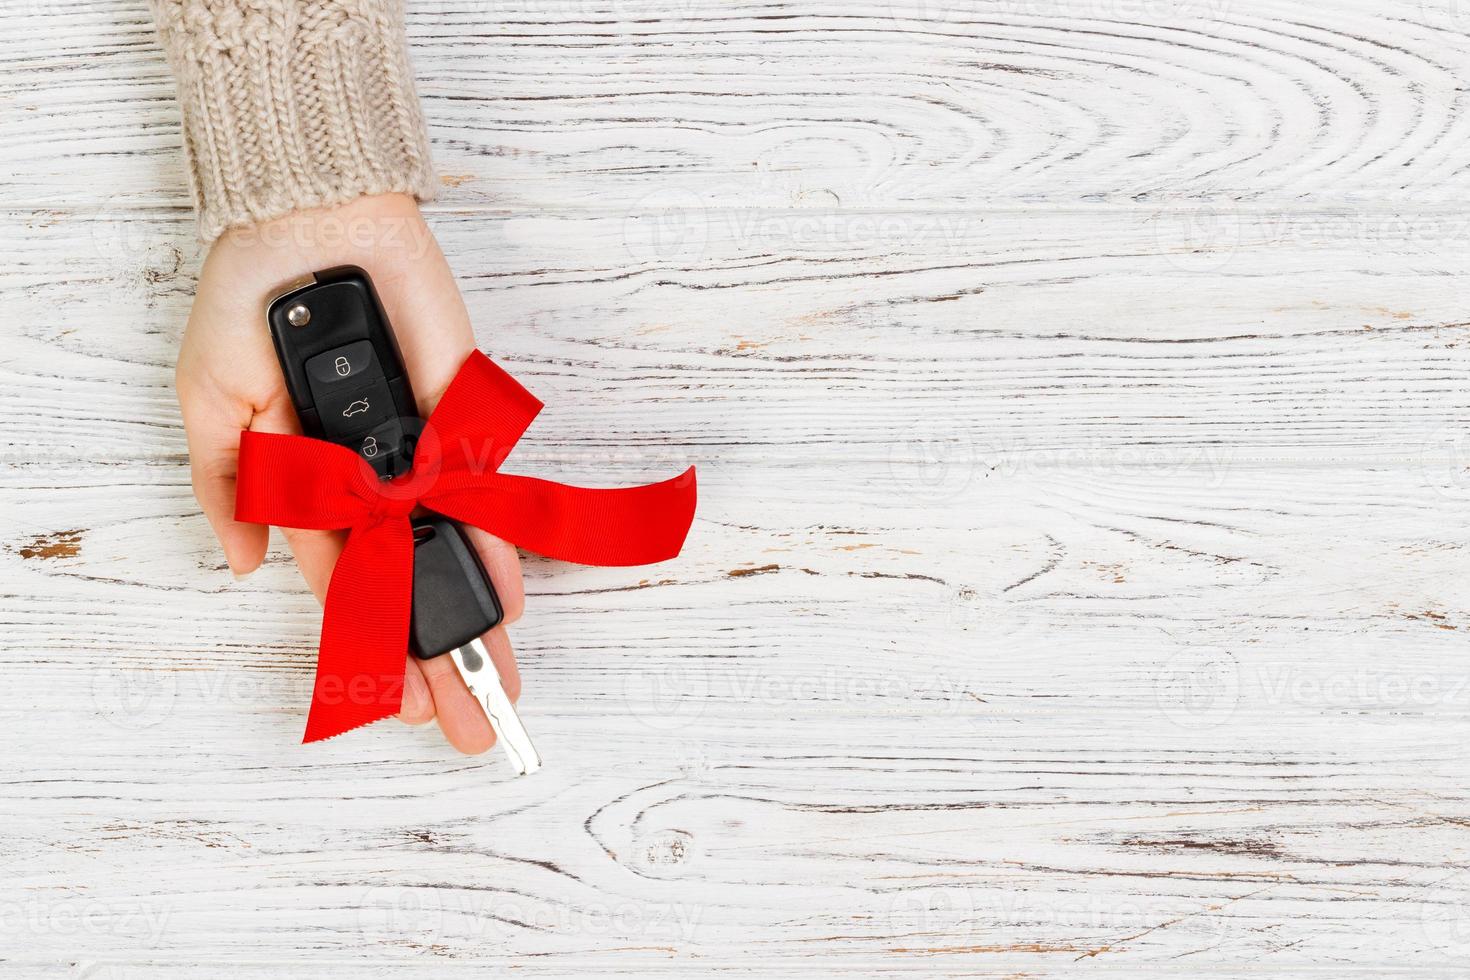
[234,351,697,743]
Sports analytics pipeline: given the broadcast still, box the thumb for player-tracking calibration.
[180,383,270,577]
[190,440,269,578]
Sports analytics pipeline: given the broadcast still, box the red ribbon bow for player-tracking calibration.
[234,351,697,742]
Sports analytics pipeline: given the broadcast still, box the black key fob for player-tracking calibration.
[267,267,419,479]
[409,517,504,659]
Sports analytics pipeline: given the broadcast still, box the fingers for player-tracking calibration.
[179,384,269,577]
[280,527,347,604]
[193,456,269,577]
[461,525,525,626]
[361,237,477,408]
[418,650,495,754]
[398,656,434,725]
[480,625,521,703]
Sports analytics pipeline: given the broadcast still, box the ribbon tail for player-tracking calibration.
[303,518,415,743]
[430,467,698,567]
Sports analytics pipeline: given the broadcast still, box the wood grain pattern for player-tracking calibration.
[4,0,1470,974]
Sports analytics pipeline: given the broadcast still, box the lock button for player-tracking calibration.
[304,340,379,392]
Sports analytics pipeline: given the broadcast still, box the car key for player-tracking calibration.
[267,267,541,773]
[266,267,419,479]
[411,517,541,775]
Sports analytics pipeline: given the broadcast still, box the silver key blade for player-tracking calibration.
[449,639,542,775]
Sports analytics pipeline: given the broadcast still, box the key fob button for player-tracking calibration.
[305,340,378,391]
[316,380,397,436]
[356,419,407,474]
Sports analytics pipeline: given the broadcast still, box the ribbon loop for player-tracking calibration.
[235,351,697,743]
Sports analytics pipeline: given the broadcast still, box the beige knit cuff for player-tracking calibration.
[150,1,437,243]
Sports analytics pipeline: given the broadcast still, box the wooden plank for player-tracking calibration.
[6,208,1470,465]
[3,457,1470,966]
[4,0,1470,973]
[6,1,1470,209]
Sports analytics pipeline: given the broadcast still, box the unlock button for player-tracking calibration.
[356,419,408,478]
[305,340,378,392]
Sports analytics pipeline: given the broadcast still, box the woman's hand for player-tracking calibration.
[175,193,523,754]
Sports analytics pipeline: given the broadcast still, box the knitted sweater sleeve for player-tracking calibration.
[148,0,436,242]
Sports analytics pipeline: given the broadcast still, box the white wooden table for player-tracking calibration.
[5,0,1470,974]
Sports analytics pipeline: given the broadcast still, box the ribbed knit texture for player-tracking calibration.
[149,0,437,242]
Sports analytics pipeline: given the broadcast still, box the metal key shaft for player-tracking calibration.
[450,641,542,775]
